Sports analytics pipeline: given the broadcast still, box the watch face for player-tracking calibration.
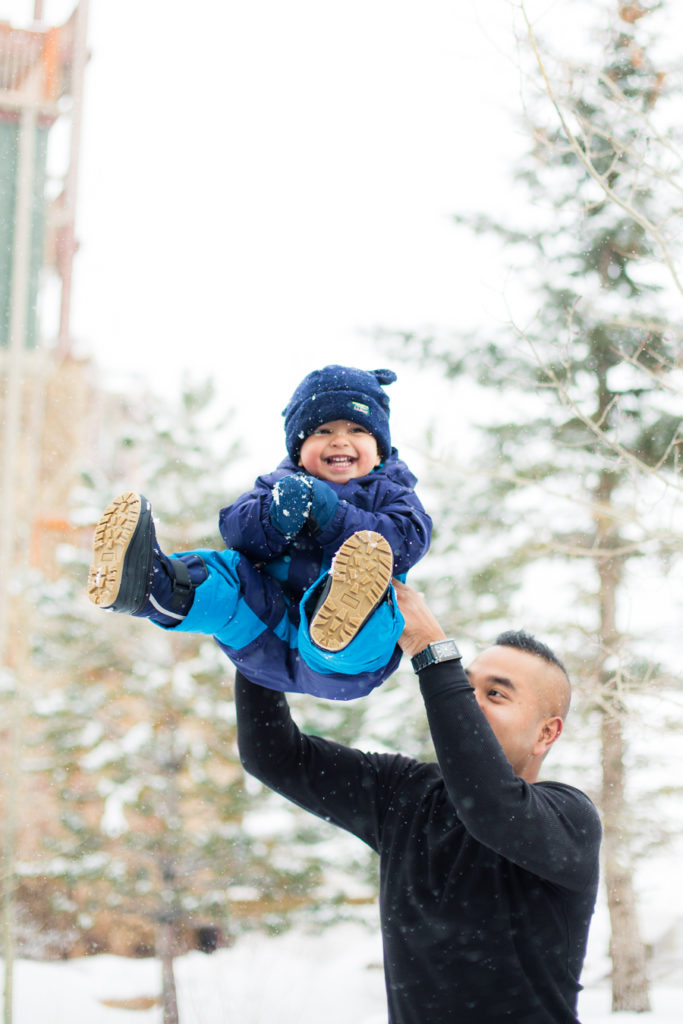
[433,640,460,661]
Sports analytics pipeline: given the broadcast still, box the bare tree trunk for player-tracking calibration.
[157,721,183,1024]
[600,710,651,1012]
[1,707,20,1024]
[157,916,180,1024]
[595,469,650,1011]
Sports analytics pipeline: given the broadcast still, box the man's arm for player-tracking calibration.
[235,671,411,852]
[393,582,601,891]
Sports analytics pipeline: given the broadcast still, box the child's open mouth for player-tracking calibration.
[325,455,356,468]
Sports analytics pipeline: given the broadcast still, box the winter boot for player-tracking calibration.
[87,491,206,625]
[309,530,393,652]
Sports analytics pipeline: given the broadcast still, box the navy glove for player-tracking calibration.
[269,475,338,538]
[308,476,339,533]
[269,475,311,538]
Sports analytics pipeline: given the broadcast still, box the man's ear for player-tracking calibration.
[535,716,563,756]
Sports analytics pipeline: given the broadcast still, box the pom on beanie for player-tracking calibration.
[282,365,397,462]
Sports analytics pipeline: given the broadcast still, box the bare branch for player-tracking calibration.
[517,323,683,489]
[519,1,683,297]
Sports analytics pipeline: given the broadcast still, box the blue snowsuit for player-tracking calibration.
[168,450,432,699]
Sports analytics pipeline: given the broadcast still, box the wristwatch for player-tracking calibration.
[410,639,462,673]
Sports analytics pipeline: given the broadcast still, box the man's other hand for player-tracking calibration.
[393,579,448,659]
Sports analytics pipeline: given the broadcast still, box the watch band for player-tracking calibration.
[410,639,462,673]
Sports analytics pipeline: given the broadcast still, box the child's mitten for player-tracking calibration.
[269,475,338,538]
[269,475,313,538]
[307,477,339,533]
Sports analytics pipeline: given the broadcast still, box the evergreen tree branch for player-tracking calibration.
[519,1,683,297]
[594,68,683,182]
[518,324,683,486]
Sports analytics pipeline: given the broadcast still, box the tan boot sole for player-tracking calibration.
[309,530,393,652]
[87,491,142,607]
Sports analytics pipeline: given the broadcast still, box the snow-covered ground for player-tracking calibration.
[3,915,682,1023]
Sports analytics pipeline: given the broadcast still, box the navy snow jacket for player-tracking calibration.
[218,450,432,604]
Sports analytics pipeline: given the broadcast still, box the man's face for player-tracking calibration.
[298,419,381,483]
[465,646,562,780]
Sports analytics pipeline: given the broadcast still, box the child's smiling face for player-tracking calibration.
[298,419,381,483]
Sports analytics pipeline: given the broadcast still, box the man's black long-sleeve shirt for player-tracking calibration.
[235,661,601,1023]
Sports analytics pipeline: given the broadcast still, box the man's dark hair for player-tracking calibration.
[494,629,568,679]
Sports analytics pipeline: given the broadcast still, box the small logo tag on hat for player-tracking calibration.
[350,401,370,416]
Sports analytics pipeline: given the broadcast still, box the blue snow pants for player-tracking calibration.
[157,549,404,700]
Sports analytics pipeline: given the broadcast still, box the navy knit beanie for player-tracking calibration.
[283,365,397,462]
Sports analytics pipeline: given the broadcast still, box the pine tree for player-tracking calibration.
[382,1,682,1011]
[23,384,316,972]
[22,376,393,991]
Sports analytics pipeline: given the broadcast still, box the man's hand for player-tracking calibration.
[393,579,448,659]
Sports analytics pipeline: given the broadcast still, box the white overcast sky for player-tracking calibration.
[3,0,680,470]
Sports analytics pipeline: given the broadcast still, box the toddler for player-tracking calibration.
[88,365,432,699]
